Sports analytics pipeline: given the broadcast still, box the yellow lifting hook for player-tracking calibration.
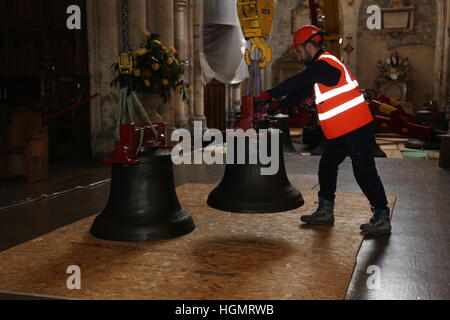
[237,0,276,69]
[245,38,273,69]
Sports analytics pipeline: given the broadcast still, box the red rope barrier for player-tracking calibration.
[43,93,99,122]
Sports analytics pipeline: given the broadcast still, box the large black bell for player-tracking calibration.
[269,113,298,153]
[91,146,195,242]
[207,128,304,213]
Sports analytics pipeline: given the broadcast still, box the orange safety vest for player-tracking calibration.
[314,52,373,139]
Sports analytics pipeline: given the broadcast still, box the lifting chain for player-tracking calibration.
[115,0,157,138]
[121,0,130,53]
[118,0,133,75]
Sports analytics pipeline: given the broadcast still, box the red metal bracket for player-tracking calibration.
[235,96,271,131]
[103,122,166,165]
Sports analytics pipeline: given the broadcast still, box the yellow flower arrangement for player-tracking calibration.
[134,69,142,77]
[112,33,189,102]
[135,49,147,56]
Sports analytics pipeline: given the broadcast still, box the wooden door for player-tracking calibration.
[204,79,226,131]
[321,0,341,59]
[0,0,91,162]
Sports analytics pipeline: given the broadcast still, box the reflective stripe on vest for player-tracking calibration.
[317,94,366,121]
[314,54,359,104]
[312,53,373,139]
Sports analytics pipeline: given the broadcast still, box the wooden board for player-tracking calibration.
[376,139,395,146]
[290,128,303,137]
[380,144,401,150]
[375,137,408,143]
[0,183,396,300]
[383,150,404,158]
[374,133,404,138]
[428,152,440,160]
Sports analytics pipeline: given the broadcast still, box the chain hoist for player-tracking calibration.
[237,0,276,69]
[118,0,133,75]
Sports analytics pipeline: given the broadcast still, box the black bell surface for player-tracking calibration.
[269,113,298,153]
[91,146,195,242]
[207,129,304,213]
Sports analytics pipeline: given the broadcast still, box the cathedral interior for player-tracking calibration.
[0,0,449,301]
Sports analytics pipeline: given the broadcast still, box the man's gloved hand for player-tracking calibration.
[255,91,272,101]
[254,98,280,114]
[254,98,268,113]
[267,100,280,115]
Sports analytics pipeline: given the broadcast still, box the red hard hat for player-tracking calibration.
[290,25,325,50]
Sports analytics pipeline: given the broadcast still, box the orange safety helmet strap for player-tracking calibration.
[306,31,328,43]
[290,27,329,50]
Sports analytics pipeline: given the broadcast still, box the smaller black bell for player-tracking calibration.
[91,146,195,242]
[269,113,298,153]
[207,128,304,213]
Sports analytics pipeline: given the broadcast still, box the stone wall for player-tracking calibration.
[86,0,205,156]
[85,0,450,155]
[264,0,308,89]
[356,0,437,111]
[86,0,121,156]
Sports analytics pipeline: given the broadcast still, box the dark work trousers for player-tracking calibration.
[318,122,388,209]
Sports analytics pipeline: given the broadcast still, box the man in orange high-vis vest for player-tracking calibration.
[257,25,391,237]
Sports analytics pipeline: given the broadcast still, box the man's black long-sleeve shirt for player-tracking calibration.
[267,50,342,109]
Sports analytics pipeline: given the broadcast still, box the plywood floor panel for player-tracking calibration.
[0,182,395,300]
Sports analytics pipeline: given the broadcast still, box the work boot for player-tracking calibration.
[300,198,335,225]
[360,207,392,236]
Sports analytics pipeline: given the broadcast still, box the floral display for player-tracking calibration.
[112,33,189,101]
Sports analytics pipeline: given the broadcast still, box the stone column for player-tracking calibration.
[444,1,450,122]
[433,0,450,120]
[226,84,240,129]
[340,0,363,74]
[225,84,231,128]
[148,0,176,135]
[127,0,147,49]
[129,0,166,125]
[193,0,206,127]
[232,83,242,111]
[229,83,242,128]
[87,0,121,156]
[146,0,155,34]
[433,0,445,102]
[188,0,196,122]
[151,0,174,46]
[174,0,190,128]
[442,1,450,117]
